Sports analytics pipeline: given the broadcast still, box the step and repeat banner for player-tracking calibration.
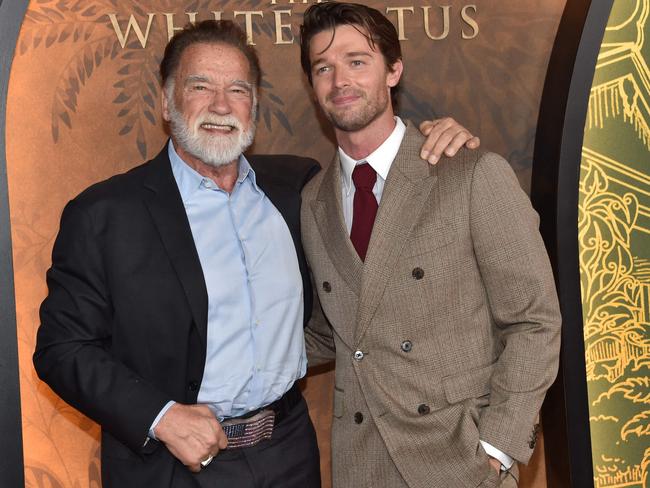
[2,1,571,487]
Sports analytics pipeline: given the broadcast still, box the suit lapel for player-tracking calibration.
[142,149,208,345]
[311,153,363,297]
[355,124,436,343]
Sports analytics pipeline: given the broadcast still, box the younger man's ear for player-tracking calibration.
[387,59,404,88]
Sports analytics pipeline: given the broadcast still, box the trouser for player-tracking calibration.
[171,397,321,488]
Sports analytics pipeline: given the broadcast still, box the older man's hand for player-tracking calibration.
[419,117,481,165]
[154,403,228,472]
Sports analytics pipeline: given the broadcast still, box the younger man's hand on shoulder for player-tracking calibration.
[418,117,481,165]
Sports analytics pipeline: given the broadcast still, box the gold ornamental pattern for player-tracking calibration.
[579,1,650,487]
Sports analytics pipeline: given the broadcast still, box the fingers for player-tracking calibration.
[188,430,227,472]
[208,420,228,451]
[155,403,227,471]
[189,438,224,473]
[418,120,435,136]
[441,131,477,158]
[217,430,228,450]
[418,117,480,165]
[466,136,481,149]
[184,448,212,473]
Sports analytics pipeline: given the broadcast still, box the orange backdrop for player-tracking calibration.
[6,1,565,486]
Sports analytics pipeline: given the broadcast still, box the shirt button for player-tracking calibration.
[354,412,364,424]
[412,267,425,280]
[401,340,413,352]
[353,350,364,361]
[323,281,332,293]
[417,404,430,415]
[188,381,199,391]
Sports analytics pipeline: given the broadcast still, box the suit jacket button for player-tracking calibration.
[323,281,332,292]
[412,267,424,280]
[354,412,364,424]
[188,381,199,391]
[417,404,430,415]
[401,340,413,352]
[353,350,364,361]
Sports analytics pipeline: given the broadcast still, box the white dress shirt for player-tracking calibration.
[339,117,406,233]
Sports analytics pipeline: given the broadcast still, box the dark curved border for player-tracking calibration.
[0,1,29,486]
[531,0,614,486]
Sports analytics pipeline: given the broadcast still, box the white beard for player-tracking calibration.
[167,97,256,168]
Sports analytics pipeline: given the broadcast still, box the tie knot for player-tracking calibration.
[352,163,377,191]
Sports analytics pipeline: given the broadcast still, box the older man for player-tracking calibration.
[33,19,477,488]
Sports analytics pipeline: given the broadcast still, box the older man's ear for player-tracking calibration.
[418,117,481,165]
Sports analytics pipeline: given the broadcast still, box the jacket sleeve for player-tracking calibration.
[33,199,170,453]
[469,153,561,463]
[304,270,337,367]
[300,172,337,367]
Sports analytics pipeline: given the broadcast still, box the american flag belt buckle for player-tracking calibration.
[221,409,276,449]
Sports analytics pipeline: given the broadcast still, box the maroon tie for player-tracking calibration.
[350,163,378,261]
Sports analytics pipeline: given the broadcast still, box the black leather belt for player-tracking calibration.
[220,383,302,449]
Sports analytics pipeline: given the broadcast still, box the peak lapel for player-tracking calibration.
[310,153,363,296]
[355,124,436,343]
[142,151,208,346]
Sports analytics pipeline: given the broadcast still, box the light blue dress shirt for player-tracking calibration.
[150,141,307,434]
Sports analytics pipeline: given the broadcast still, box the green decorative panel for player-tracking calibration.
[579,1,650,487]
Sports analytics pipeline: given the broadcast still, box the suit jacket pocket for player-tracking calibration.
[479,465,502,488]
[333,386,344,419]
[442,362,494,404]
[402,227,455,259]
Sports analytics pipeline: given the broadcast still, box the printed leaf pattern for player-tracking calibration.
[89,446,101,488]
[579,3,650,487]
[51,36,119,142]
[596,377,650,405]
[19,0,293,159]
[622,411,650,441]
[24,466,65,488]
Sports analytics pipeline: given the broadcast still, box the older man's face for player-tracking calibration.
[163,42,256,168]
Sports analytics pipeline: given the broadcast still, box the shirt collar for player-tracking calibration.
[168,140,258,202]
[339,117,406,196]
